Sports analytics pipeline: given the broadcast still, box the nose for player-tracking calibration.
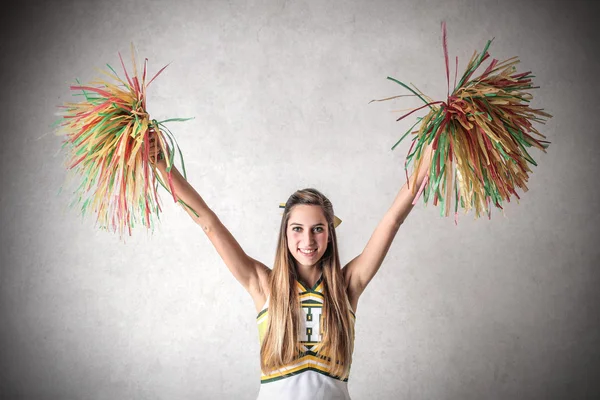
[303,230,315,245]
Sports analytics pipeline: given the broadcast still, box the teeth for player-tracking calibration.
[299,249,316,254]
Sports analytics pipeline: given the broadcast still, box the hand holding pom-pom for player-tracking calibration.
[147,128,166,165]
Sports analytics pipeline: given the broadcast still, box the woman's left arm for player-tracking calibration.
[343,145,433,306]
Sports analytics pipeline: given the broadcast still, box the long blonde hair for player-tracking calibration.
[260,188,354,379]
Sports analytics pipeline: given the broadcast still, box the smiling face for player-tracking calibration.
[286,204,330,268]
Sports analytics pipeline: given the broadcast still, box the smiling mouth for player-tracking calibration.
[298,248,317,255]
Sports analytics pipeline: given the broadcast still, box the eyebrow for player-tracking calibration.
[289,222,325,227]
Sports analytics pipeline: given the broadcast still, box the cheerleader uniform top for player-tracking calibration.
[256,275,356,400]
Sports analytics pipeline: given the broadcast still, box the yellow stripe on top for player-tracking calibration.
[256,275,356,384]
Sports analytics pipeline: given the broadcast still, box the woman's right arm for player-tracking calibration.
[151,147,270,309]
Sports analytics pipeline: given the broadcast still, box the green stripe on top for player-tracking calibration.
[300,299,323,306]
[300,290,324,299]
[256,308,268,320]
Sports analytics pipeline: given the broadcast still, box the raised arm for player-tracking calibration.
[150,136,270,310]
[343,145,433,310]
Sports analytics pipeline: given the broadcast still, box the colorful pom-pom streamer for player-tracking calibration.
[374,22,551,221]
[57,45,194,237]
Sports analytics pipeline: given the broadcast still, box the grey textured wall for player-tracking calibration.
[1,0,599,399]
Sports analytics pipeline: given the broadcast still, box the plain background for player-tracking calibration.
[1,0,599,399]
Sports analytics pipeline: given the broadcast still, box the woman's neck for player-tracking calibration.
[295,263,322,289]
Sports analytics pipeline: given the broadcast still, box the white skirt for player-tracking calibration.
[257,370,351,400]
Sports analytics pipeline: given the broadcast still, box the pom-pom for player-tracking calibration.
[57,45,193,237]
[374,22,551,221]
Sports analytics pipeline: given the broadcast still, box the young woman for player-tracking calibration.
[149,133,432,399]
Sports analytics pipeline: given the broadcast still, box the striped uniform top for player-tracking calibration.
[256,276,356,400]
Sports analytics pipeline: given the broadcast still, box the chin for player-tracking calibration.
[295,255,324,268]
